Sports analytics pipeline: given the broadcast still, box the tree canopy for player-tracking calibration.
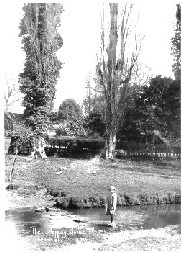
[58,99,82,120]
[117,75,180,146]
[19,3,63,134]
[55,99,86,137]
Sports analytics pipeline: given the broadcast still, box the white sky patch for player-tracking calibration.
[136,0,176,78]
[54,1,102,109]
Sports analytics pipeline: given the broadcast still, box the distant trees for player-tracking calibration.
[19,3,63,134]
[117,76,180,146]
[58,99,82,120]
[55,118,86,137]
[56,99,86,137]
[84,112,105,137]
[124,5,181,147]
[82,73,106,137]
[83,91,105,138]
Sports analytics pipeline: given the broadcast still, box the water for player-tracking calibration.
[71,204,181,231]
[5,204,181,236]
[5,208,51,236]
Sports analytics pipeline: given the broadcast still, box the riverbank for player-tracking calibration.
[5,155,181,209]
[4,155,181,252]
[4,203,181,252]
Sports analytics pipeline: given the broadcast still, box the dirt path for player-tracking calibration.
[3,224,181,252]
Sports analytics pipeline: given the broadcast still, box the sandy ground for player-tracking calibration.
[3,191,181,252]
[2,223,181,252]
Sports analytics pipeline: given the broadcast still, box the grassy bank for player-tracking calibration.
[5,155,181,209]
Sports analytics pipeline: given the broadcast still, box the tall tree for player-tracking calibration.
[19,3,63,134]
[171,4,181,81]
[97,3,142,158]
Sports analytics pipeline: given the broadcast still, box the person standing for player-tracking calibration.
[105,186,117,227]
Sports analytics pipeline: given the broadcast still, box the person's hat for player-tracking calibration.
[110,186,116,191]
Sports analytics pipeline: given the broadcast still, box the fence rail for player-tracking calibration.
[116,142,181,159]
[115,142,180,159]
[115,150,180,160]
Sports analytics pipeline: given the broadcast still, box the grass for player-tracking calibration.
[98,225,181,251]
[5,155,181,208]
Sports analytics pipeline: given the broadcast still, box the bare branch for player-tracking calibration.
[123,4,133,38]
[96,64,107,94]
[95,2,144,158]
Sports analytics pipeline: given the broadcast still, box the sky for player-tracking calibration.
[0,0,178,113]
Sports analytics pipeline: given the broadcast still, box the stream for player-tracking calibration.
[72,203,181,231]
[5,204,181,237]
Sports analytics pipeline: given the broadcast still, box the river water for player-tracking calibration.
[71,204,181,231]
[5,204,181,236]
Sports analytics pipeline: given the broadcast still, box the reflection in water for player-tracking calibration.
[71,204,181,231]
[5,204,181,236]
[5,208,51,235]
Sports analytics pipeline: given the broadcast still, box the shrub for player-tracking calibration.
[56,197,70,208]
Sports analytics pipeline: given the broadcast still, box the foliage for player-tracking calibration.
[84,112,105,138]
[18,3,63,133]
[58,99,82,120]
[86,95,105,116]
[55,99,86,137]
[49,111,59,122]
[55,118,87,137]
[119,76,180,146]
[7,120,34,150]
[82,93,106,138]
[171,4,181,81]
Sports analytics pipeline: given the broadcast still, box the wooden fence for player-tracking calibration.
[115,150,180,160]
[115,142,181,160]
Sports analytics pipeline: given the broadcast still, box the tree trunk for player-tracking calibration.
[9,149,18,182]
[30,136,47,159]
[106,132,116,159]
[105,3,118,159]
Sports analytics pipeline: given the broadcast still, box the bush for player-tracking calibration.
[56,197,70,209]
[69,197,85,209]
